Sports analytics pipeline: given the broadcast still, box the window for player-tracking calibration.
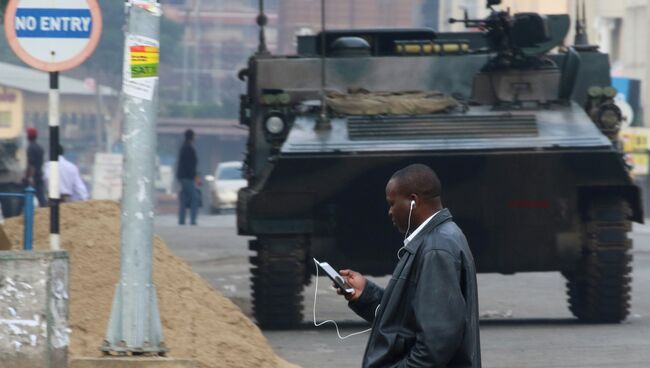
[0,111,11,128]
[623,6,647,68]
[217,166,243,180]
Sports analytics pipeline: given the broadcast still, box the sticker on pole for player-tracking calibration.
[3,0,103,72]
[130,45,159,78]
[123,35,159,101]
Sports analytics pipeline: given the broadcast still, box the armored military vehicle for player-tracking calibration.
[237,1,641,329]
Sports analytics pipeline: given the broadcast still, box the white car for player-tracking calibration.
[206,161,246,213]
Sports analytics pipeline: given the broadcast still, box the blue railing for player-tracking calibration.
[0,186,35,251]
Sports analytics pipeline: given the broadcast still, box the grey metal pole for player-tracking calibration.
[646,0,650,127]
[315,0,331,130]
[102,0,167,355]
[182,7,189,103]
[192,0,201,104]
[94,80,107,151]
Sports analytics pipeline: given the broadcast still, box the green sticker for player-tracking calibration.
[131,64,158,78]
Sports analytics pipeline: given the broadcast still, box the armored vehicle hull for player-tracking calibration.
[238,22,641,328]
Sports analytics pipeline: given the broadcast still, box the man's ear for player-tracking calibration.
[410,194,418,208]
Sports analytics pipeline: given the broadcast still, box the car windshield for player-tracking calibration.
[218,166,242,180]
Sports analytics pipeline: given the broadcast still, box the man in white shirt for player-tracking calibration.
[44,145,89,202]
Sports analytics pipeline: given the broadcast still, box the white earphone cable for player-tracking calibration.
[397,201,415,260]
[312,258,373,339]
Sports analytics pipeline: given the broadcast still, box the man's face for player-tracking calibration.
[386,179,411,234]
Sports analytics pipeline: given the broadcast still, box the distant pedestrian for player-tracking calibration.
[44,145,89,202]
[176,129,201,225]
[24,128,47,206]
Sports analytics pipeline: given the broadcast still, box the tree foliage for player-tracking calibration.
[84,2,184,89]
[82,1,125,86]
[0,1,19,64]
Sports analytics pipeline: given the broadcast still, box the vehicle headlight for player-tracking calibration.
[265,116,285,135]
[597,104,622,131]
[602,86,617,99]
[588,86,603,98]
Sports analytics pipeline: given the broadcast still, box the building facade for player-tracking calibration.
[445,0,650,126]
[564,0,650,126]
[276,0,424,54]
[0,62,117,183]
[162,0,278,105]
[501,0,650,127]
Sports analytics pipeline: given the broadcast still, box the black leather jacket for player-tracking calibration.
[349,209,481,367]
[176,141,197,180]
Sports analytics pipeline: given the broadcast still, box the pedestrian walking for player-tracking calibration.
[176,129,201,225]
[24,128,47,206]
[44,145,89,202]
[337,164,481,367]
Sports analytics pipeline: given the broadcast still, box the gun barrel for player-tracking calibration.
[448,18,485,26]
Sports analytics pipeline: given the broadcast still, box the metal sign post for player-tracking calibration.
[102,0,166,355]
[4,0,103,250]
[646,0,650,127]
[48,71,60,249]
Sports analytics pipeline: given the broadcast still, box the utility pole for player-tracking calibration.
[646,0,650,126]
[94,80,104,151]
[102,0,167,355]
[192,0,201,104]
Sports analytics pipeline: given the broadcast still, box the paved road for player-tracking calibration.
[156,214,650,368]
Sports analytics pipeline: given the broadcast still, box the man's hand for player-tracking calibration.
[336,269,366,302]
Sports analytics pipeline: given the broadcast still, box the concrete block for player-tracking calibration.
[0,251,69,368]
[70,357,197,368]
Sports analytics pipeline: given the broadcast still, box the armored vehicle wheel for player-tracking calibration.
[250,237,307,329]
[565,197,632,323]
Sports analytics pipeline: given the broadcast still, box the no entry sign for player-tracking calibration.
[4,0,102,72]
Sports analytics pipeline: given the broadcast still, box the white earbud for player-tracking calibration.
[399,199,417,260]
[400,199,416,249]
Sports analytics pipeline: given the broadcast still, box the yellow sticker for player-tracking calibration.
[631,153,649,176]
[130,45,159,78]
[621,128,650,153]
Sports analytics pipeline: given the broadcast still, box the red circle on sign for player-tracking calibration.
[3,0,103,72]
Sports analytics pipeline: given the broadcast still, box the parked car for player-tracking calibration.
[206,161,245,213]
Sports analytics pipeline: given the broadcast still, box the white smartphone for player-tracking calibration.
[314,258,354,294]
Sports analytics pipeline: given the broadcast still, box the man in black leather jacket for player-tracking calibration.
[338,164,481,367]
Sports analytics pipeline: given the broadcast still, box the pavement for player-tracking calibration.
[155,213,650,368]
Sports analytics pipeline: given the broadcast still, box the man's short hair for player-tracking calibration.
[390,164,441,200]
[184,129,195,141]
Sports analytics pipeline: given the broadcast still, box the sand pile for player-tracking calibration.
[4,200,298,368]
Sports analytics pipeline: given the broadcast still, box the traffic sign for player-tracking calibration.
[4,0,102,72]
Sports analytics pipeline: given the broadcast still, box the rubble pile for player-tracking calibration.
[4,200,297,368]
